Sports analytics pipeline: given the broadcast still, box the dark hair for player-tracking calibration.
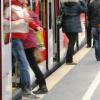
[27,0,30,6]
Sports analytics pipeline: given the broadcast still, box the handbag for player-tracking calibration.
[34,48,43,62]
[35,31,45,50]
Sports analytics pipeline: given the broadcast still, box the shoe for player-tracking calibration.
[97,59,100,61]
[23,89,39,99]
[33,85,48,94]
[66,62,77,65]
[87,45,91,48]
[66,59,73,63]
[66,61,77,65]
[66,60,73,64]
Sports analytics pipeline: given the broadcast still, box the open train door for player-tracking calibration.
[1,0,12,100]
[47,0,54,70]
[47,0,60,70]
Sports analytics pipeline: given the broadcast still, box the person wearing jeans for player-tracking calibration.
[91,28,100,61]
[88,0,100,61]
[4,0,38,98]
[12,39,31,91]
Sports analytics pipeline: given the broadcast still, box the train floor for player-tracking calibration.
[22,46,100,100]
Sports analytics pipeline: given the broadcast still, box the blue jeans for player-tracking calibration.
[12,39,31,90]
[92,27,100,61]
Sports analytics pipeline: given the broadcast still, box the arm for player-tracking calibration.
[79,0,87,13]
[29,11,43,31]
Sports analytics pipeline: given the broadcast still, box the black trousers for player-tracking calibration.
[87,22,92,47]
[25,48,46,88]
[65,32,78,62]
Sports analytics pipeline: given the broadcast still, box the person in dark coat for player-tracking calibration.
[61,0,87,64]
[88,0,100,61]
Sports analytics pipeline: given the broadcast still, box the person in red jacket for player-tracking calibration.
[4,0,41,98]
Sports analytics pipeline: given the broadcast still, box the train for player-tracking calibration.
[1,0,87,100]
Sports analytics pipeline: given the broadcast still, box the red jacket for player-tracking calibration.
[23,11,41,48]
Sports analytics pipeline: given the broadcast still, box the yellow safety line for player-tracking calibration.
[36,46,91,99]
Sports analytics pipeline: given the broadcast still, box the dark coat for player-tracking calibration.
[62,1,87,33]
[88,0,100,27]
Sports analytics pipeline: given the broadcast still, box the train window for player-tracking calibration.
[49,2,52,29]
[38,0,43,22]
[29,0,44,26]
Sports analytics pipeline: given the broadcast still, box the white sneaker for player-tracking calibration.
[23,89,39,99]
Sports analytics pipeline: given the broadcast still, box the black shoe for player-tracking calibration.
[97,59,100,61]
[87,45,91,48]
[66,60,77,65]
[66,60,73,64]
[66,62,77,65]
[33,86,48,94]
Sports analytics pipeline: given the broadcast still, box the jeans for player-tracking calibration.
[12,39,31,90]
[92,27,100,61]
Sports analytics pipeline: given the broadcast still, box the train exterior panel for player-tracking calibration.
[1,0,12,100]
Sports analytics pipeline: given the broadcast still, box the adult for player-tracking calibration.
[61,0,87,64]
[88,0,100,61]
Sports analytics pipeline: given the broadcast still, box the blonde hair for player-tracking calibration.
[61,0,79,3]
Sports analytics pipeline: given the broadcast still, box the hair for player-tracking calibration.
[18,0,28,4]
[11,0,28,6]
[61,0,79,3]
[11,0,22,6]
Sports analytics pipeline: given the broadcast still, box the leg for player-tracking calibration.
[65,32,78,63]
[25,48,48,94]
[92,28,100,61]
[94,40,100,61]
[87,22,92,47]
[25,48,46,87]
[12,40,31,91]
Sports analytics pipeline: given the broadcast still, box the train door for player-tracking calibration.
[53,0,60,63]
[1,0,12,100]
[47,0,60,70]
[47,0,54,70]
[0,1,2,99]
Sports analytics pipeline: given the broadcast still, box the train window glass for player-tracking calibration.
[29,0,47,29]
[29,0,43,26]
[49,2,52,29]
[38,0,42,22]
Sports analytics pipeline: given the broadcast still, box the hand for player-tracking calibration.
[37,26,43,32]
[24,17,33,22]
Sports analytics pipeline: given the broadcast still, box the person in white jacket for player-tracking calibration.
[4,0,39,98]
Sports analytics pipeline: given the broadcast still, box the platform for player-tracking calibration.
[22,47,100,100]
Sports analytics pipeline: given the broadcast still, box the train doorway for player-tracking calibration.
[47,0,60,70]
